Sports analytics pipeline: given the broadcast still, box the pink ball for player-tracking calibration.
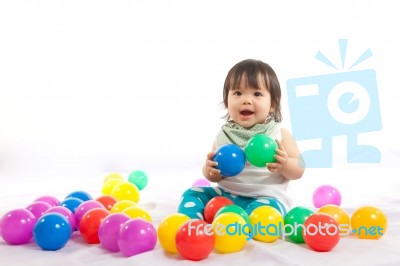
[118,218,157,257]
[45,206,76,233]
[192,178,211,187]
[34,195,60,207]
[0,208,36,245]
[74,200,105,229]
[98,213,130,252]
[312,185,342,208]
[26,201,52,221]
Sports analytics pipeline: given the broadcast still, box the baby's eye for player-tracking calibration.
[254,92,263,97]
[233,91,242,96]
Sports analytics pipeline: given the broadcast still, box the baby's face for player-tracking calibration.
[227,75,273,129]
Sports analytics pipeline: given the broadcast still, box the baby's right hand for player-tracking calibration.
[203,152,222,182]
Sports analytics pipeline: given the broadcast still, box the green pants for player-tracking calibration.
[177,186,287,220]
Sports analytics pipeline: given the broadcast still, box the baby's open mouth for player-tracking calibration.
[240,110,254,116]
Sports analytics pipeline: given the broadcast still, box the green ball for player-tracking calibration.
[244,134,278,167]
[283,206,314,243]
[127,170,148,190]
[214,205,250,225]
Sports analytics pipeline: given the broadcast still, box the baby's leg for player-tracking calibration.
[237,196,287,216]
[177,186,229,220]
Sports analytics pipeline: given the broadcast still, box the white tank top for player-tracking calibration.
[216,129,292,208]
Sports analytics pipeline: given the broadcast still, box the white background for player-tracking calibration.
[1,0,400,209]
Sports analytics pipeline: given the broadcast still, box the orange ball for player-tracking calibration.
[318,204,350,235]
[351,206,387,239]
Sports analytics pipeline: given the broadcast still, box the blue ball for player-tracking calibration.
[65,190,93,202]
[33,213,71,250]
[213,144,246,177]
[60,197,84,214]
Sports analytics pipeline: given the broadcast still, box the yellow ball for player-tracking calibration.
[102,178,124,195]
[110,181,140,203]
[103,172,124,183]
[212,212,248,253]
[110,200,136,213]
[122,206,152,222]
[157,213,190,253]
[318,204,350,235]
[351,206,387,239]
[249,206,283,243]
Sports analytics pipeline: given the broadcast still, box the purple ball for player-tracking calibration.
[312,185,342,208]
[45,206,76,233]
[118,218,157,257]
[98,213,130,252]
[0,208,36,245]
[26,201,52,221]
[74,200,105,229]
[34,195,60,207]
[192,178,211,187]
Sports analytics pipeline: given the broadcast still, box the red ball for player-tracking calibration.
[303,213,340,252]
[204,196,233,223]
[175,220,215,261]
[79,208,110,244]
[95,195,117,211]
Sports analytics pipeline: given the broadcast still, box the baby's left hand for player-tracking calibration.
[266,139,288,172]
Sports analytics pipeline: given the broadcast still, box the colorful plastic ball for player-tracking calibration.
[95,195,118,211]
[110,200,136,213]
[350,206,387,239]
[79,208,110,244]
[215,205,250,225]
[98,213,130,252]
[249,206,283,243]
[204,196,234,223]
[122,206,152,222]
[318,204,350,235]
[303,213,340,252]
[191,178,211,187]
[103,172,124,183]
[212,212,248,253]
[34,195,60,207]
[26,201,52,221]
[128,170,148,190]
[0,208,36,245]
[33,213,71,250]
[65,190,93,202]
[102,178,124,195]
[283,206,314,243]
[246,197,287,216]
[157,213,190,253]
[74,200,105,229]
[244,134,277,167]
[118,218,157,257]
[175,220,215,261]
[213,144,246,177]
[312,185,341,208]
[110,181,140,203]
[60,197,84,214]
[44,206,76,233]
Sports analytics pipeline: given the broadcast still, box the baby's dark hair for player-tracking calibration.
[222,59,282,122]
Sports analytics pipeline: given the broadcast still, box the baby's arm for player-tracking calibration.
[267,128,305,180]
[202,144,223,182]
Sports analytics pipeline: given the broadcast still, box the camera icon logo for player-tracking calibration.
[286,39,382,168]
